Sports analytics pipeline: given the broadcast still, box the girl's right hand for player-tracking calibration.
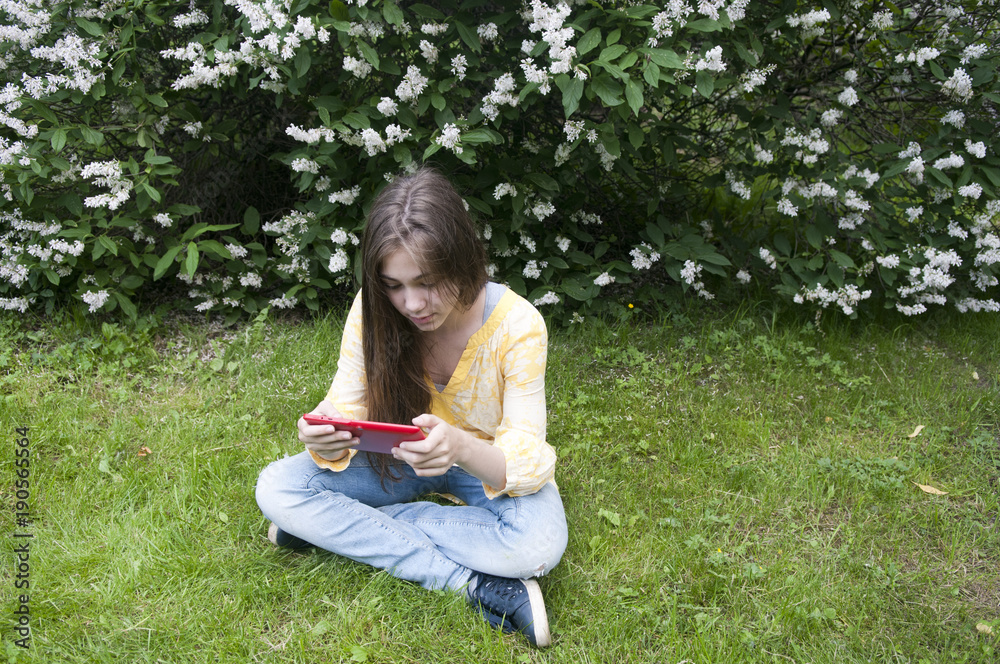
[298,402,359,460]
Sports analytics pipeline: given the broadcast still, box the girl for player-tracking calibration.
[255,167,568,647]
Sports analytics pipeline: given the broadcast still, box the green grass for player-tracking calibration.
[1,301,998,663]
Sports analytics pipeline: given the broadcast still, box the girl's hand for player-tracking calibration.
[392,414,463,476]
[298,403,358,461]
[395,414,508,490]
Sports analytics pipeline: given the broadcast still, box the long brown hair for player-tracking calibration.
[360,167,488,480]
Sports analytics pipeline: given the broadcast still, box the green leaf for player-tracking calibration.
[645,48,684,69]
[562,273,599,301]
[687,18,722,32]
[294,48,311,77]
[98,236,118,257]
[153,245,183,280]
[112,292,137,320]
[409,3,445,20]
[51,128,67,152]
[422,143,442,160]
[120,275,143,290]
[243,206,260,234]
[357,40,379,70]
[695,70,715,98]
[79,126,105,146]
[146,94,168,108]
[625,79,643,116]
[643,62,661,88]
[461,128,499,145]
[141,182,162,203]
[734,42,758,66]
[382,0,403,25]
[806,226,823,250]
[343,112,370,130]
[184,242,199,277]
[75,17,104,36]
[557,75,584,118]
[925,167,953,188]
[829,250,856,269]
[547,256,569,269]
[599,44,628,62]
[454,21,480,52]
[591,75,624,106]
[578,27,601,56]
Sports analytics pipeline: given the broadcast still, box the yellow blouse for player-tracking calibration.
[308,288,556,499]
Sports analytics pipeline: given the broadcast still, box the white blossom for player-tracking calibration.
[941,68,973,101]
[759,247,777,270]
[290,157,319,174]
[965,140,986,159]
[777,198,798,216]
[82,290,110,313]
[960,44,988,65]
[329,185,361,206]
[419,40,438,63]
[870,11,893,30]
[838,86,859,107]
[361,128,387,156]
[421,23,448,36]
[754,145,773,164]
[494,183,517,199]
[821,109,842,126]
[377,97,398,116]
[396,65,428,102]
[630,243,660,270]
[450,54,467,80]
[942,110,965,128]
[240,273,263,288]
[694,45,726,73]
[726,171,751,200]
[932,153,964,170]
[343,55,372,79]
[435,123,462,154]
[477,23,498,42]
[958,183,983,199]
[328,248,349,273]
[533,291,560,306]
[594,272,615,287]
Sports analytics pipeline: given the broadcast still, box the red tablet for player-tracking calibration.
[302,414,425,454]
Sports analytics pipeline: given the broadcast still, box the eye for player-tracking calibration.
[383,282,401,291]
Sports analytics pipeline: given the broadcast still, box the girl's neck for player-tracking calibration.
[429,284,486,341]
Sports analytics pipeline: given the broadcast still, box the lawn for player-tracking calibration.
[1,300,998,663]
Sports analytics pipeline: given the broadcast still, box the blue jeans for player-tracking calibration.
[255,451,568,591]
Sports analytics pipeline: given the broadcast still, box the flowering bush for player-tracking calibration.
[1,0,998,320]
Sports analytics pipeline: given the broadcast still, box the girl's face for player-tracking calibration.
[380,249,457,332]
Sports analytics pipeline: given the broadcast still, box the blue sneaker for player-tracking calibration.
[468,573,551,647]
[267,522,311,549]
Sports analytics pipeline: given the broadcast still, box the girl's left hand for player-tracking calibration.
[392,414,465,476]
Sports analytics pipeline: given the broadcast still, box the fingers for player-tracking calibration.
[298,417,359,453]
[411,413,441,429]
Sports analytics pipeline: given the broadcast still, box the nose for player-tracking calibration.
[403,287,426,314]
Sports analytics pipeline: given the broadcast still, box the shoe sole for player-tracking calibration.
[267,522,281,545]
[522,579,551,647]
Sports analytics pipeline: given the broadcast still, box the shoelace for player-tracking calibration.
[481,577,523,604]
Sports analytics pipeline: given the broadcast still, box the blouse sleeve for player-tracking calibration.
[483,305,556,499]
[309,292,367,471]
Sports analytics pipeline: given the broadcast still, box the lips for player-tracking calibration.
[409,314,434,325]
